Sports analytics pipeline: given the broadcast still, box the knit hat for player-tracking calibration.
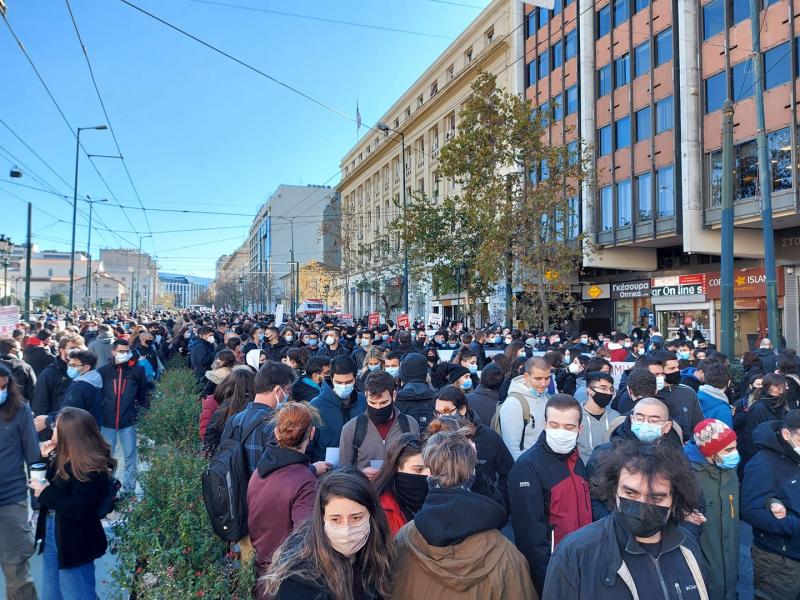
[693,418,737,457]
[401,353,429,383]
[447,364,470,384]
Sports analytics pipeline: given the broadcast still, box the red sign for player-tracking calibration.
[368,312,381,327]
[705,267,785,299]
[397,314,410,329]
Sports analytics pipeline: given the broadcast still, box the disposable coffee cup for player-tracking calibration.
[369,460,384,470]
[30,463,47,484]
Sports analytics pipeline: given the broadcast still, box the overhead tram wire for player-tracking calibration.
[1,12,141,237]
[64,0,157,257]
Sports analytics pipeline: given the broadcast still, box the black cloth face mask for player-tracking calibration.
[367,403,394,425]
[394,472,429,517]
[615,496,671,538]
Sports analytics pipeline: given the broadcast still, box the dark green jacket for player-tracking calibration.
[685,442,739,600]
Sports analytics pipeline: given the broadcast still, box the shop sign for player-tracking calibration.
[705,267,785,299]
[651,274,706,297]
[397,314,410,329]
[611,280,651,299]
[368,312,381,327]
[776,227,800,263]
[581,283,610,300]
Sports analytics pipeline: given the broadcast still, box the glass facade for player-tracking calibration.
[637,172,652,220]
[655,28,673,66]
[598,125,612,156]
[764,42,791,90]
[598,65,612,97]
[600,185,613,230]
[705,71,726,113]
[616,115,631,149]
[634,41,650,78]
[657,165,675,217]
[703,0,724,40]
[636,106,651,141]
[656,96,673,133]
[615,54,631,88]
[598,5,611,38]
[617,179,632,226]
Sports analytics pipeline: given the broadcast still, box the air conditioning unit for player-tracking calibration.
[445,131,454,141]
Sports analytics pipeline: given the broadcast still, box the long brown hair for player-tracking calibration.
[0,370,25,421]
[55,407,115,482]
[263,469,394,600]
[214,369,256,423]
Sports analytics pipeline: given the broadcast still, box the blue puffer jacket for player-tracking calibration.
[742,420,800,560]
[306,382,365,462]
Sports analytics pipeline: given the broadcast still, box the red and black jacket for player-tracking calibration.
[98,359,149,430]
[508,430,592,595]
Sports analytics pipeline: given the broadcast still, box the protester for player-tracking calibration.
[654,351,705,442]
[497,357,551,459]
[339,371,418,472]
[30,407,115,600]
[466,362,502,425]
[355,347,386,393]
[87,325,114,367]
[26,330,55,376]
[389,428,535,599]
[291,356,330,402]
[576,371,620,463]
[0,336,36,402]
[248,402,320,587]
[189,326,217,382]
[316,328,350,359]
[372,434,428,536]
[394,352,436,433]
[262,469,394,600]
[543,441,706,599]
[201,368,255,455]
[32,335,81,441]
[201,349,236,398]
[696,362,733,427]
[685,418,739,600]
[509,394,591,594]
[62,350,103,426]
[755,338,778,373]
[741,372,789,467]
[0,364,39,600]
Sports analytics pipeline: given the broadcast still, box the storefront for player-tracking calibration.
[776,227,800,352]
[706,267,786,355]
[650,274,714,341]
[580,284,613,334]
[611,280,652,334]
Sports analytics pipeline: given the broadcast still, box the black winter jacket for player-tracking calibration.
[466,385,500,426]
[25,345,54,377]
[189,339,216,382]
[98,359,149,430]
[0,353,36,402]
[657,384,705,443]
[394,382,436,433]
[31,358,71,440]
[467,410,514,511]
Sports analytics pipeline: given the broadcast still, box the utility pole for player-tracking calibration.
[24,203,31,321]
[749,0,781,342]
[720,100,735,357]
[84,197,107,308]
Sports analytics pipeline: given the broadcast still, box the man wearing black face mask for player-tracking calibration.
[576,372,621,463]
[655,351,705,443]
[339,370,419,473]
[544,441,708,599]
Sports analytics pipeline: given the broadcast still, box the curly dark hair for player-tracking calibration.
[590,440,700,523]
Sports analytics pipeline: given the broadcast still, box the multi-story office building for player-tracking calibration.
[524,0,800,352]
[338,0,525,321]
[99,248,159,310]
[246,185,340,312]
[159,274,207,308]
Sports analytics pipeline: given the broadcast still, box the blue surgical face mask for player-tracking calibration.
[361,339,370,348]
[715,451,740,470]
[678,351,691,361]
[631,421,663,443]
[467,364,478,374]
[333,383,354,398]
[367,364,381,372]
[494,336,502,344]
[0,389,6,405]
[382,334,389,341]
[461,378,473,390]
[308,338,319,347]
[67,366,81,379]
[386,366,400,377]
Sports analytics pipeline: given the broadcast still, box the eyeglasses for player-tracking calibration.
[434,408,460,417]
[631,414,666,425]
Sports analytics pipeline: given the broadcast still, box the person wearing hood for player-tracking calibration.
[684,419,740,600]
[741,372,789,468]
[509,394,592,595]
[189,326,217,383]
[339,371,418,473]
[244,348,267,374]
[62,350,103,426]
[679,361,704,393]
[696,362,733,427]
[434,386,513,510]
[25,329,55,377]
[555,353,588,397]
[543,440,708,600]
[395,352,437,433]
[201,369,255,455]
[607,333,630,362]
[742,411,800,599]
[587,397,683,519]
[307,356,366,463]
[201,349,235,398]
[87,324,114,368]
[466,363,503,425]
[390,429,536,600]
[0,336,36,402]
[755,338,778,373]
[248,402,320,588]
[290,356,329,402]
[97,339,149,494]
[32,334,82,442]
[372,434,429,536]
[498,357,551,460]
[576,371,621,463]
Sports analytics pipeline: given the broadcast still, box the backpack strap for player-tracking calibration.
[351,414,369,466]
[239,413,270,472]
[398,414,411,434]
[508,392,532,452]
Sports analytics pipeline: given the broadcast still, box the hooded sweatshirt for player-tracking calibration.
[697,384,733,427]
[245,349,263,372]
[248,445,316,574]
[62,369,104,426]
[390,486,537,600]
[498,375,549,460]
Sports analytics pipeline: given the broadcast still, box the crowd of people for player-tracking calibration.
[2,307,800,599]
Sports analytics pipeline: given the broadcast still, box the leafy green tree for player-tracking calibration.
[394,71,591,330]
[49,293,67,307]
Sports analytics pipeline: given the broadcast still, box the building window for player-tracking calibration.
[736,139,759,198]
[617,179,632,226]
[613,0,629,27]
[615,53,631,87]
[764,42,791,90]
[567,139,579,165]
[565,29,577,60]
[657,164,675,217]
[553,40,563,69]
[732,60,754,100]
[709,150,723,206]
[655,28,672,66]
[637,172,652,220]
[615,115,631,148]
[655,96,673,133]
[446,64,455,81]
[598,125,612,155]
[417,94,424,108]
[634,40,650,78]
[566,85,578,114]
[597,5,611,38]
[539,6,550,28]
[553,0,564,16]
[634,0,649,13]
[600,185,613,230]
[768,127,792,193]
[598,65,612,97]
[430,80,439,96]
[568,196,580,239]
[705,71,726,113]
[732,0,748,25]
[553,92,564,121]
[465,46,473,64]
[539,50,550,80]
[703,0,724,40]
[539,101,551,127]
[527,11,536,37]
[635,106,651,141]
[528,60,537,85]
[485,26,495,44]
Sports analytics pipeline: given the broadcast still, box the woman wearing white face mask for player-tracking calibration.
[263,469,394,600]
[356,348,386,393]
[556,355,588,397]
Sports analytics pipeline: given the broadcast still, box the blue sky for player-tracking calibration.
[0,0,490,277]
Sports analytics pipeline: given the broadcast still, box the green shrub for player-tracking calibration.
[138,368,202,451]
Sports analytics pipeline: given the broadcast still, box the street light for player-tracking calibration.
[0,235,11,306]
[84,197,108,307]
[376,121,409,318]
[69,124,108,311]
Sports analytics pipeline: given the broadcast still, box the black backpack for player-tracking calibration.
[97,477,122,518]
[350,413,412,466]
[201,416,266,542]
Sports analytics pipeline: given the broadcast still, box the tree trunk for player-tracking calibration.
[538,274,550,333]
